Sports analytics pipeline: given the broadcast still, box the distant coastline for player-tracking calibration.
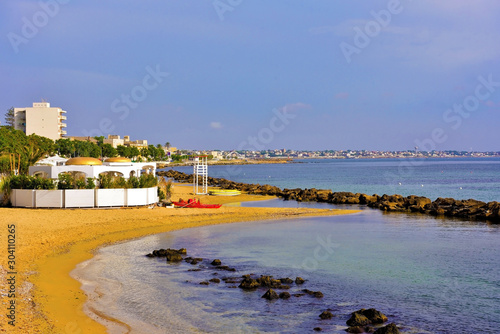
[160,169,500,224]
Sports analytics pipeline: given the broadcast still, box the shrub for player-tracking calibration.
[86,178,96,189]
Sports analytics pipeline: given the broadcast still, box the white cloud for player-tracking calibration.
[210,121,223,129]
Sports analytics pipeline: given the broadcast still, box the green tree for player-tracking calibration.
[55,138,75,157]
[117,145,131,158]
[102,144,117,158]
[3,107,15,128]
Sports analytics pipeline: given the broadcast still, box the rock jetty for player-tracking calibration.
[158,170,500,223]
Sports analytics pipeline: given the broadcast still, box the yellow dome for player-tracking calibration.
[104,157,131,163]
[65,157,103,166]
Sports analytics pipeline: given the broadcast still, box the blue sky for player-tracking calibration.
[1,0,499,151]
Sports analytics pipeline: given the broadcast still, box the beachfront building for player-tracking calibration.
[29,157,155,180]
[14,102,67,141]
[11,157,159,208]
[104,135,148,148]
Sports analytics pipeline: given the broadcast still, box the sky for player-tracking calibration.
[1,0,499,151]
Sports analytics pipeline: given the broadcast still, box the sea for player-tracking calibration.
[73,158,500,333]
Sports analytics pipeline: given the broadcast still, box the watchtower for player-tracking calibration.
[193,156,208,195]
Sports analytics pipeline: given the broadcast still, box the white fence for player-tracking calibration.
[11,187,158,208]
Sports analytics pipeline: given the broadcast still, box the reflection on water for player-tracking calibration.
[76,208,500,333]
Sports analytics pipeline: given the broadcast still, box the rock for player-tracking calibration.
[346,312,371,327]
[211,259,222,266]
[209,278,221,283]
[313,327,322,331]
[261,289,279,300]
[145,253,154,257]
[302,289,323,298]
[199,281,209,285]
[166,253,183,262]
[238,276,260,290]
[295,277,305,284]
[373,323,399,334]
[362,308,388,324]
[187,268,201,272]
[345,326,364,333]
[190,259,199,265]
[279,292,291,299]
[313,291,324,298]
[293,293,305,297]
[279,278,294,284]
[319,310,333,319]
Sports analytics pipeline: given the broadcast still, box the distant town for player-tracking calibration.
[3,102,499,165]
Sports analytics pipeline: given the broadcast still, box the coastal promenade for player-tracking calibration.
[0,185,358,333]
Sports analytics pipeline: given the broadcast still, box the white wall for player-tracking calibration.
[35,190,63,208]
[11,187,157,208]
[65,189,94,208]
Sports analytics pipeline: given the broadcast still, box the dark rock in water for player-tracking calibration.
[145,253,154,257]
[227,285,237,289]
[209,278,221,283]
[346,326,375,333]
[222,277,240,284]
[178,248,187,254]
[313,291,324,298]
[313,327,322,332]
[293,293,305,297]
[295,277,305,284]
[361,308,388,324]
[199,281,209,285]
[261,289,279,300]
[194,257,203,262]
[302,289,323,298]
[373,323,399,334]
[279,277,294,284]
[166,253,183,262]
[187,268,202,272]
[211,259,222,266]
[238,276,260,290]
[319,310,333,319]
[184,257,193,262]
[346,312,371,327]
[190,259,199,265]
[279,292,291,299]
[217,265,236,272]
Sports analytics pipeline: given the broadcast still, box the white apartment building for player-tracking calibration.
[14,102,67,141]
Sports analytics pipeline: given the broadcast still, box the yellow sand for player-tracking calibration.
[0,185,359,333]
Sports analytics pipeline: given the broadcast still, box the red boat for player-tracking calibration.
[172,198,222,209]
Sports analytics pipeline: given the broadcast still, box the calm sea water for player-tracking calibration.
[77,209,500,333]
[172,158,500,202]
[76,159,500,333]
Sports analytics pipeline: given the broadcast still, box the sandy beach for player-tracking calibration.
[0,185,358,333]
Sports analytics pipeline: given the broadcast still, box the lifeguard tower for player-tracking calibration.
[193,155,208,195]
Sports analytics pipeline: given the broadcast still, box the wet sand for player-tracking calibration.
[0,185,359,333]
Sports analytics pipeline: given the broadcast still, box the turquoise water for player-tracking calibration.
[78,208,500,333]
[172,158,500,202]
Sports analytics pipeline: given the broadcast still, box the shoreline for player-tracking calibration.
[0,185,359,333]
[160,170,500,224]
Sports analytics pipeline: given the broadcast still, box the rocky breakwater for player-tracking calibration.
[158,170,500,223]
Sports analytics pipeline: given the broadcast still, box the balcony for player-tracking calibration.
[59,115,67,120]
[60,123,67,128]
[60,130,67,135]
